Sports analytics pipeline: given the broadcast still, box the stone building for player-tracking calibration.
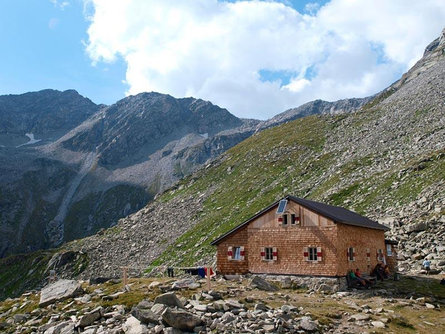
[211,195,396,276]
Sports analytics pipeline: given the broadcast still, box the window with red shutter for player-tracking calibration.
[240,246,245,261]
[317,247,323,262]
[227,246,233,261]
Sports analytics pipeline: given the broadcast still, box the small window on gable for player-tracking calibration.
[265,247,273,260]
[282,214,288,225]
[291,214,296,224]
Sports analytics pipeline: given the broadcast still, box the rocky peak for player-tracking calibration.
[423,27,445,56]
[0,89,99,137]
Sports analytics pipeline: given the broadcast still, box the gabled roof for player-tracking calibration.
[211,195,389,245]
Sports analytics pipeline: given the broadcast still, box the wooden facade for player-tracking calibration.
[212,196,394,277]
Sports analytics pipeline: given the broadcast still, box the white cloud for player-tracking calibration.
[84,0,445,119]
[50,0,70,10]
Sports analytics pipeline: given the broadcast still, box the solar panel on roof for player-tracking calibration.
[276,199,287,214]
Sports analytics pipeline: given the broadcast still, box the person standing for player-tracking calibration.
[422,259,431,275]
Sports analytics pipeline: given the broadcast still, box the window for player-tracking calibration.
[265,247,273,260]
[347,247,355,261]
[228,246,244,260]
[304,246,322,262]
[291,214,296,224]
[261,247,277,261]
[233,247,241,260]
[282,214,288,225]
[309,247,318,261]
[386,244,393,256]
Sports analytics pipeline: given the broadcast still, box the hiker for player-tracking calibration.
[348,269,367,287]
[422,258,431,275]
[371,263,385,281]
[355,268,373,286]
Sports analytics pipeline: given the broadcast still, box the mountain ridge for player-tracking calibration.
[0,87,368,259]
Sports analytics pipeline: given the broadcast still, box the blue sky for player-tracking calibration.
[0,0,126,104]
[1,1,444,118]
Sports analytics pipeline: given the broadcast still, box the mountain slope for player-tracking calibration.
[1,30,444,299]
[0,88,369,258]
[62,29,444,279]
[257,97,372,130]
[0,90,254,257]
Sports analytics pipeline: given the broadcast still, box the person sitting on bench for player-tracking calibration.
[348,269,367,287]
[355,268,373,286]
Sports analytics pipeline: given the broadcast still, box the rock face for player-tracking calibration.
[0,90,252,258]
[39,279,83,307]
[0,86,373,260]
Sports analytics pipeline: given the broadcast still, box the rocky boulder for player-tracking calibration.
[161,307,203,331]
[250,275,279,291]
[153,292,184,309]
[76,306,103,328]
[131,300,160,324]
[39,279,84,307]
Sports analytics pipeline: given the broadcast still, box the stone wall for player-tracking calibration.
[261,274,347,292]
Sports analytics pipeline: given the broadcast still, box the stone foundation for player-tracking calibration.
[259,274,347,292]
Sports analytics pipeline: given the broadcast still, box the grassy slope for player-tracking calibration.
[150,103,444,268]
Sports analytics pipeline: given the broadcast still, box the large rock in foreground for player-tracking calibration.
[39,279,84,307]
[153,292,184,308]
[161,307,203,331]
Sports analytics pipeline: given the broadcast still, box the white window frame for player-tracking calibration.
[265,247,273,261]
[308,247,318,261]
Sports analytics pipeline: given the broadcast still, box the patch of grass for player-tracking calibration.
[392,316,415,330]
[328,183,360,206]
[0,250,56,300]
[362,88,396,110]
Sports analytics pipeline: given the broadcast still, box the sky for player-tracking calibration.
[1,1,445,119]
